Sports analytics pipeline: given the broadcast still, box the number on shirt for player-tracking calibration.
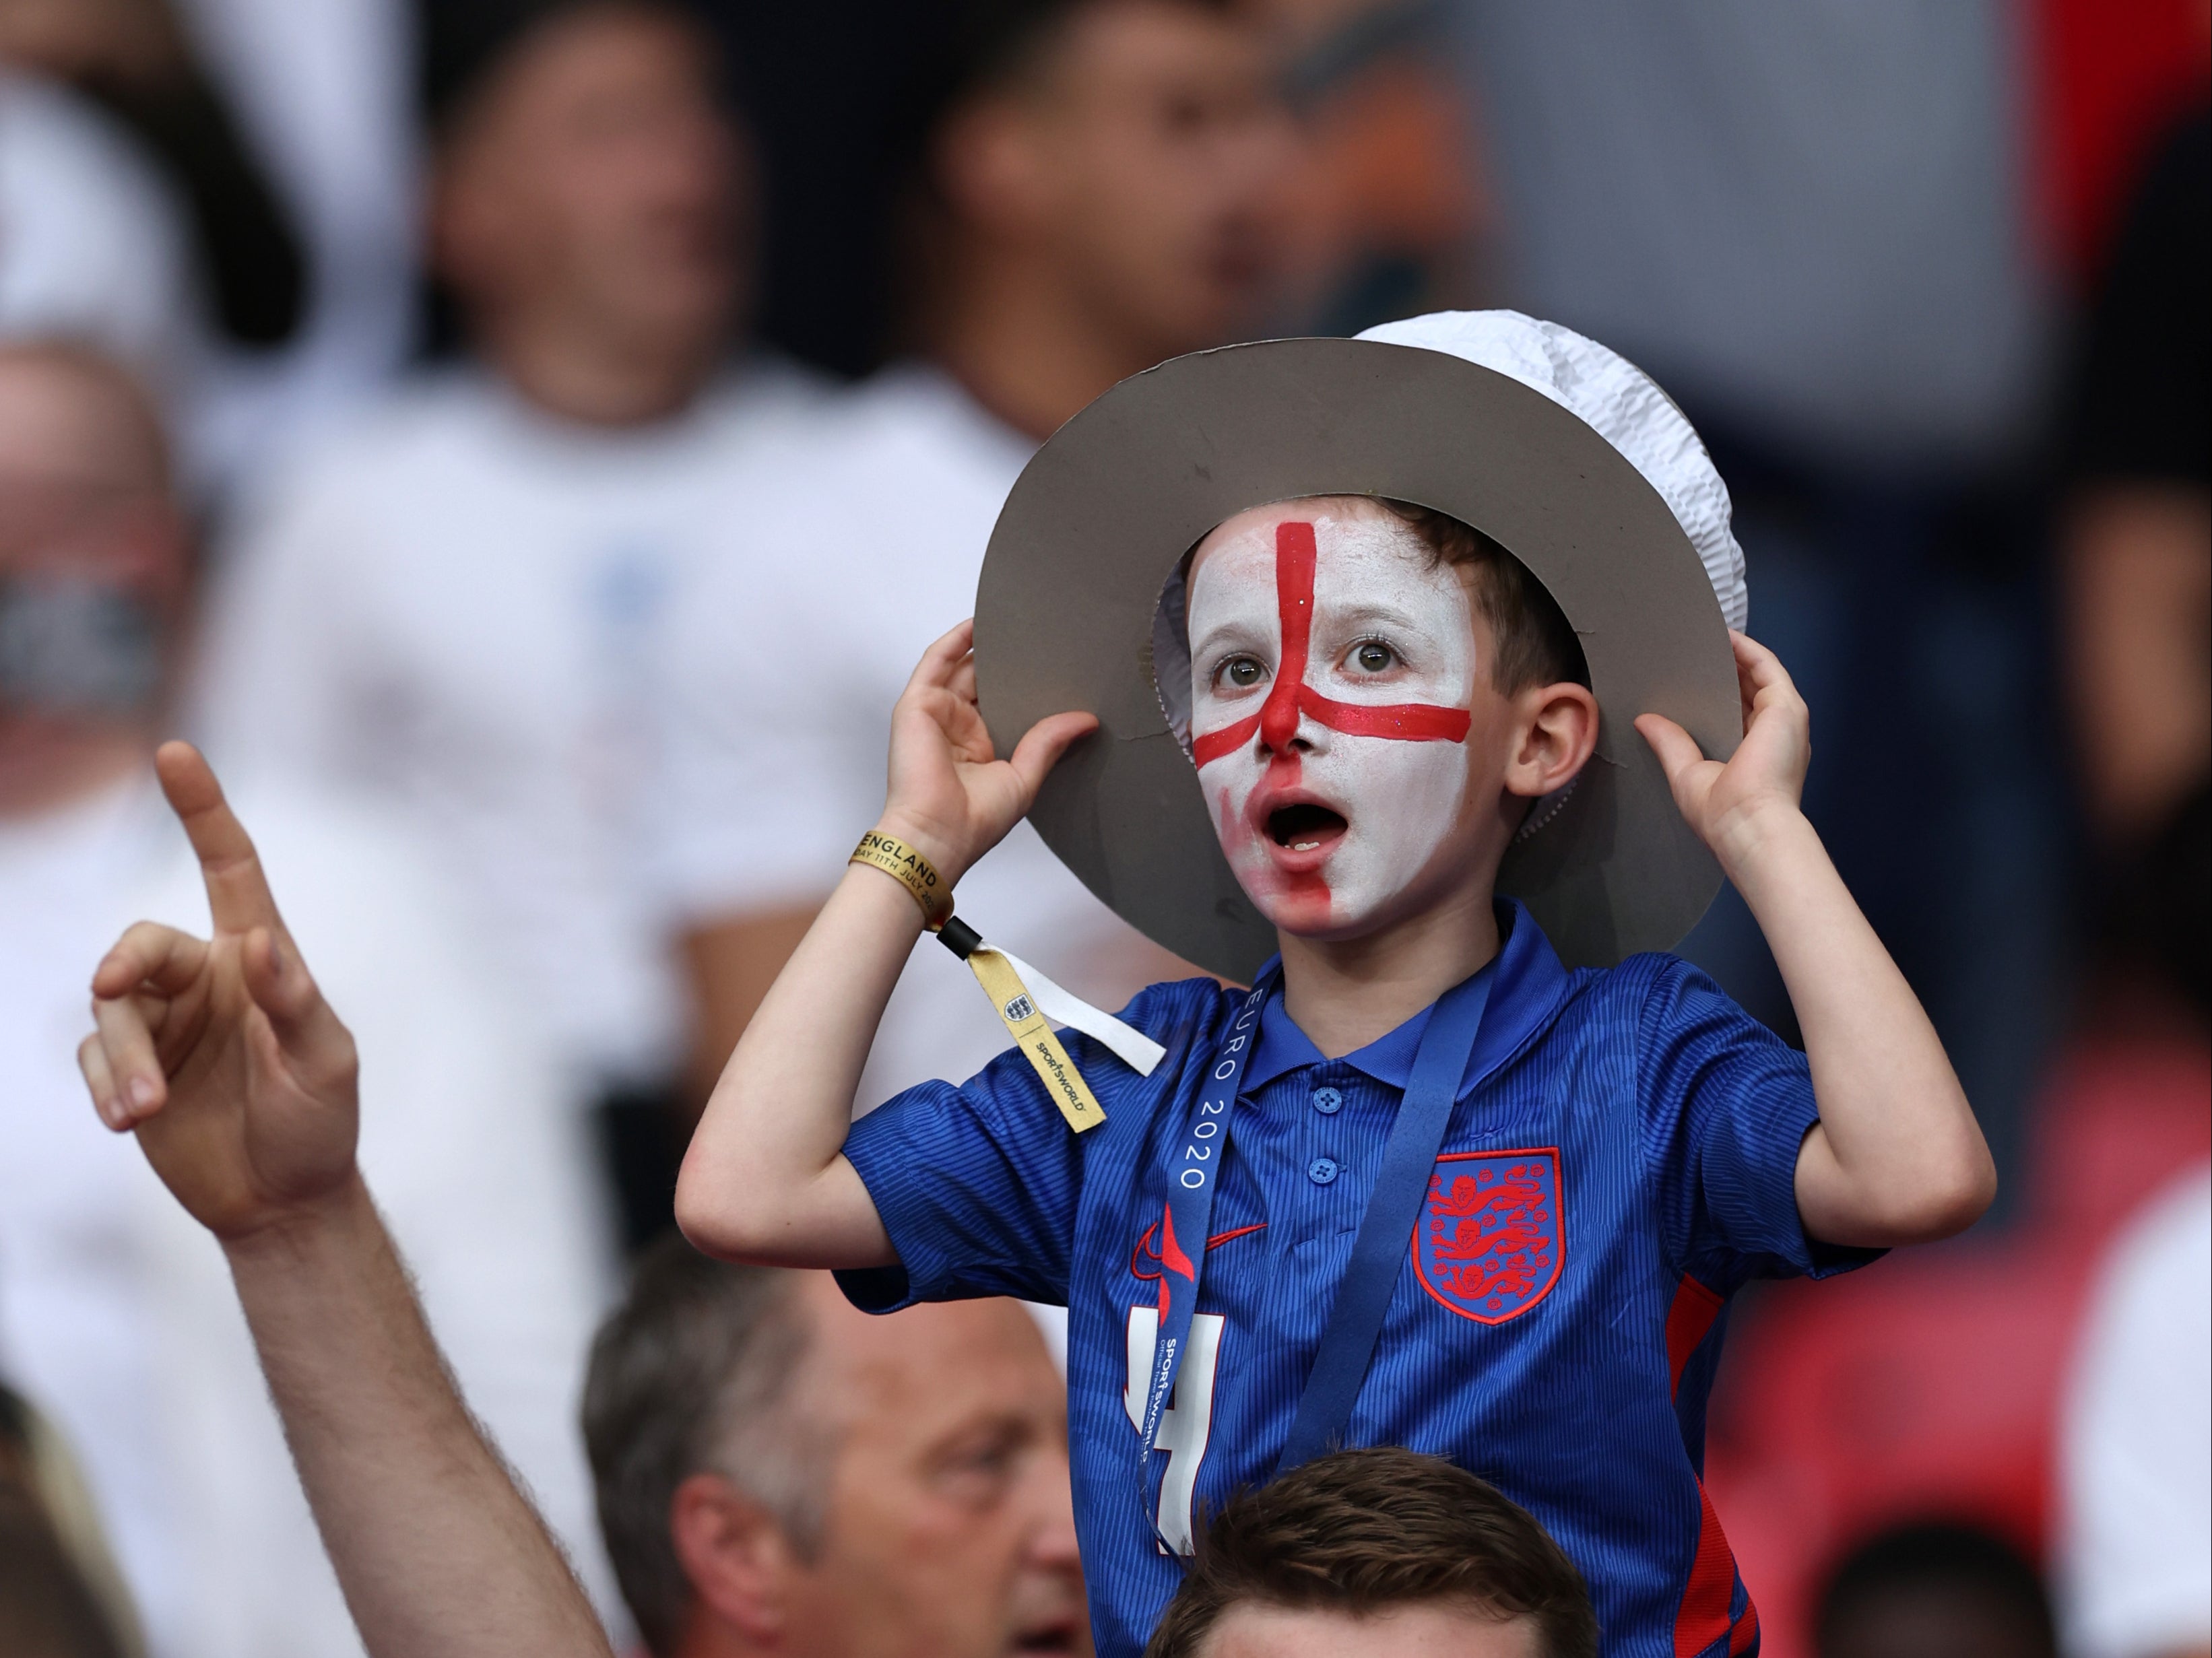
[1123,1304,1225,1555]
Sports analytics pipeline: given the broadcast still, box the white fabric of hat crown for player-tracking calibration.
[1355,310,1748,632]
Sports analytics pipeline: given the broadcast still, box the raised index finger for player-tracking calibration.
[155,741,284,935]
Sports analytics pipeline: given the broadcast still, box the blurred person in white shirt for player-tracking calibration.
[193,0,818,1251]
[663,1,1297,1224]
[2059,1167,2212,1658]
[0,338,616,1657]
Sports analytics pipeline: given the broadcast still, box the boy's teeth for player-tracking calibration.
[1291,840,1320,851]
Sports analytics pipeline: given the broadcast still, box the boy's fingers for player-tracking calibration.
[93,921,208,1000]
[1633,713,1709,787]
[156,741,287,938]
[1730,631,1796,700]
[90,995,167,1127]
[948,653,979,706]
[1005,710,1100,798]
[906,620,977,696]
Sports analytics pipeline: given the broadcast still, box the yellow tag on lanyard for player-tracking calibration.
[966,948,1109,1133]
[849,832,1163,1137]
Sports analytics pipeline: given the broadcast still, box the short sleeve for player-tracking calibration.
[835,1040,1090,1315]
[1633,958,1882,1290]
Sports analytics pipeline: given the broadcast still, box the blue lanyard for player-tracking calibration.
[1138,958,1495,1544]
[1134,964,1274,1539]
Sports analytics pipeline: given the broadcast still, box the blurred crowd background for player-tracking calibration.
[0,1,2203,1655]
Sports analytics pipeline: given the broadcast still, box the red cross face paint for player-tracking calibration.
[1186,499,1481,936]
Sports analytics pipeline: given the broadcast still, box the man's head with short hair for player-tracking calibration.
[1815,1521,2055,1658]
[426,0,747,423]
[583,1236,1088,1657]
[581,1237,822,1651]
[1144,1447,1598,1658]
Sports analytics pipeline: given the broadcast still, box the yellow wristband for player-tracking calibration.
[851,830,954,929]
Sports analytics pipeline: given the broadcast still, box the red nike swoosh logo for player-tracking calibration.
[1129,1221,1268,1280]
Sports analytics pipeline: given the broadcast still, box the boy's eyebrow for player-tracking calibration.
[1189,614,1274,662]
[1189,600,1450,666]
[1311,599,1446,637]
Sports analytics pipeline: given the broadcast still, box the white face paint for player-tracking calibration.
[1185,498,1481,937]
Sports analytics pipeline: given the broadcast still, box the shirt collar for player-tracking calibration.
[1241,898,1570,1100]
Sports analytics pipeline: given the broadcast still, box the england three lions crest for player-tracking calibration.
[1412,1149,1564,1324]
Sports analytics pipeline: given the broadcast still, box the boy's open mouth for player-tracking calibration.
[1266,802,1348,853]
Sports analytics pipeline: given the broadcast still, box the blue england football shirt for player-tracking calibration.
[836,900,1877,1657]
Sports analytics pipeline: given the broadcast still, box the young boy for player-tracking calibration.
[676,310,1994,1657]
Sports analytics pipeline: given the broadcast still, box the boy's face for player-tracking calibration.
[1185,497,1503,939]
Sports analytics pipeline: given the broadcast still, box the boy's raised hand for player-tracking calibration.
[79,741,361,1242]
[1634,631,1811,869]
[876,619,1099,884]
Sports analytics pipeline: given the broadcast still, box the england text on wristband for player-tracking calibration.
[849,830,954,929]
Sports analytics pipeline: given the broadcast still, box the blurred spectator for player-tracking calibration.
[0,71,197,397]
[1814,1521,2055,1658]
[1249,0,1489,337]
[2032,0,2211,284]
[0,0,304,349]
[2058,1168,2212,1658]
[663,0,1295,1164]
[1454,1,2042,467]
[2060,102,2209,1021]
[582,1238,1088,1656]
[0,0,365,486]
[170,0,421,469]
[1701,1031,2211,1655]
[0,339,614,1655]
[1143,1447,1598,1658]
[1450,1,2061,1190]
[193,0,817,1250]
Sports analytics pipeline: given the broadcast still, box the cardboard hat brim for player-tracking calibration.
[973,337,1741,981]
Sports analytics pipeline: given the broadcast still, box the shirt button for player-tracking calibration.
[1307,1156,1340,1186]
[1310,1086,1343,1115]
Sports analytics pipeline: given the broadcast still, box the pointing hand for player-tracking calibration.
[79,743,361,1242]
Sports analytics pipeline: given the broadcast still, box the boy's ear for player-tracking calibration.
[1505,681,1602,800]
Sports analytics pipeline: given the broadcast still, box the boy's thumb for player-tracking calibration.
[1006,710,1100,797]
[1633,713,1706,787]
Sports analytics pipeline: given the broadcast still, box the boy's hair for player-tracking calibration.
[1375,498,1590,695]
[581,1238,826,1657]
[1142,1447,1600,1658]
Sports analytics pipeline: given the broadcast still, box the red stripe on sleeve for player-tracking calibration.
[1664,1273,1726,1398]
[1674,1479,1739,1657]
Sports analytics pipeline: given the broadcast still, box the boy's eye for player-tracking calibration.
[1352,642,1396,673]
[1219,657,1266,689]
